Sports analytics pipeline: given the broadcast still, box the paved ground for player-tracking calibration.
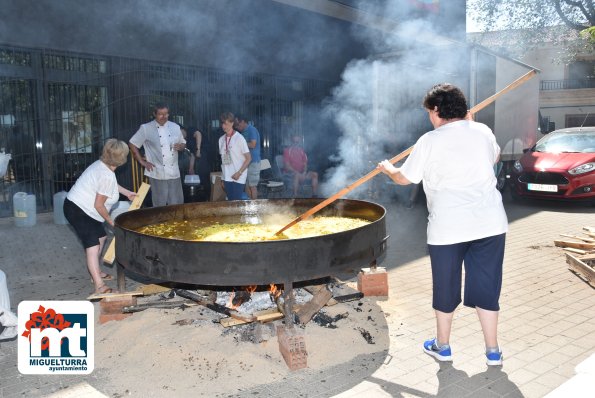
[0,193,593,397]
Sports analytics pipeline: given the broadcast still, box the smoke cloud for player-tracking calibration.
[317,1,469,201]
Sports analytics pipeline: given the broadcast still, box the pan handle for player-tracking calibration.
[373,235,390,259]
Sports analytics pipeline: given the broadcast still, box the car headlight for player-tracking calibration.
[569,162,594,175]
[513,160,523,173]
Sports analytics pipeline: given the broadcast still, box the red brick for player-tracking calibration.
[277,326,307,370]
[100,296,137,315]
[357,267,389,297]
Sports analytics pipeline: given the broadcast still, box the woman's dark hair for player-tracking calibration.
[423,83,468,119]
[220,111,234,124]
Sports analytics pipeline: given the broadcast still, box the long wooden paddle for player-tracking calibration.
[274,69,538,236]
[103,182,150,264]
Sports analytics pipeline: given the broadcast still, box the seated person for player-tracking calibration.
[282,134,319,197]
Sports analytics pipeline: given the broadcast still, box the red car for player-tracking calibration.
[510,127,595,203]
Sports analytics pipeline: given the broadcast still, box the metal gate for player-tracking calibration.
[0,45,335,217]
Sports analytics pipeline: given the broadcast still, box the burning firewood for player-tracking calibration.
[174,289,255,323]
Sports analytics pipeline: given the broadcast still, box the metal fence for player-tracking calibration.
[540,79,595,90]
[0,45,335,217]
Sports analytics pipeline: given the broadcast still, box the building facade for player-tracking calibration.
[0,0,466,216]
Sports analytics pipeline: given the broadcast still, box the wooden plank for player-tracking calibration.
[560,234,595,243]
[563,247,588,255]
[135,284,173,296]
[580,252,595,261]
[86,291,143,301]
[103,182,151,265]
[219,309,283,327]
[566,253,595,287]
[295,285,333,325]
[255,309,284,323]
[122,301,197,313]
[220,317,250,327]
[304,285,338,306]
[554,240,595,251]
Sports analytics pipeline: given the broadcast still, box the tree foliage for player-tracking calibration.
[469,0,594,60]
[469,0,594,32]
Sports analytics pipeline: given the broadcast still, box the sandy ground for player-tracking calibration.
[94,291,390,397]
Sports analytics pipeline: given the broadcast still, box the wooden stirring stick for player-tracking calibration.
[274,146,413,236]
[274,69,538,236]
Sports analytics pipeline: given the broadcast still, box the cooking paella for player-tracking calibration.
[136,215,371,242]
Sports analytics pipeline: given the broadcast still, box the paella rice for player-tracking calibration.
[136,216,370,242]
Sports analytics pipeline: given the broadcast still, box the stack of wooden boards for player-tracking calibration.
[555,226,595,287]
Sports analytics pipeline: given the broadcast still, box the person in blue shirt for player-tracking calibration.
[234,115,261,199]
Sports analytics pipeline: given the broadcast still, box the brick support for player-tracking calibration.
[357,267,388,297]
[277,326,307,370]
[98,296,137,323]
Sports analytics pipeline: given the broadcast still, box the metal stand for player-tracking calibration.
[283,280,294,328]
[116,261,126,292]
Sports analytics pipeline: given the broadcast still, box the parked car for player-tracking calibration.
[509,127,595,203]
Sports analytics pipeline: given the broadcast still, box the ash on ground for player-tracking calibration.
[215,288,313,313]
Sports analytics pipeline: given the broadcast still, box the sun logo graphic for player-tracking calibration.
[18,301,94,374]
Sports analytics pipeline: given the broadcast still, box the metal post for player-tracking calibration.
[283,280,294,328]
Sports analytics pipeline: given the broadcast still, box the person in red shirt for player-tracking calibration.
[283,134,318,197]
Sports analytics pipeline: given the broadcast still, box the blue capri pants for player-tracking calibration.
[428,233,505,313]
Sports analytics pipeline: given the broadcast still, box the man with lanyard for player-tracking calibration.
[234,114,261,199]
[129,103,186,206]
[218,112,251,200]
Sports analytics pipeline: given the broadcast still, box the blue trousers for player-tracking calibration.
[224,181,247,200]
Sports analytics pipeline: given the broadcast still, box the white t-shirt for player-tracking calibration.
[66,160,119,222]
[129,120,186,180]
[218,131,250,184]
[400,120,508,245]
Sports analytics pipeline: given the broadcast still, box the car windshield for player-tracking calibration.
[535,131,595,153]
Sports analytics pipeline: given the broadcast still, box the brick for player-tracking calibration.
[99,296,137,315]
[357,267,388,297]
[277,326,307,370]
[99,313,132,324]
